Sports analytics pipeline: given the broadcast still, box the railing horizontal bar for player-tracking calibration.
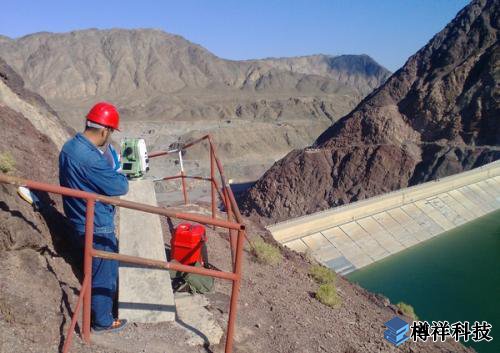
[0,174,244,230]
[181,135,209,149]
[184,175,212,181]
[160,175,183,181]
[149,135,209,158]
[148,149,178,158]
[159,175,211,182]
[92,249,238,281]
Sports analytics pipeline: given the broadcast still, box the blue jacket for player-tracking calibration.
[59,133,129,234]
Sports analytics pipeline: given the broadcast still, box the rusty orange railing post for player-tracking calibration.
[62,275,90,353]
[180,170,188,205]
[82,198,95,343]
[210,144,216,227]
[225,229,245,353]
[224,185,236,267]
[178,149,189,205]
[212,177,225,209]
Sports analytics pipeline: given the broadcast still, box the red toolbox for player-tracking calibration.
[171,222,206,265]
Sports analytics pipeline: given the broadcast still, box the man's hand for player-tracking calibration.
[103,144,122,172]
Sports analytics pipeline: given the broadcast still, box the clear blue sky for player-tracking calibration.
[0,0,469,71]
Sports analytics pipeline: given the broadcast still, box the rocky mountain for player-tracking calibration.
[0,30,389,116]
[252,54,390,97]
[241,0,500,224]
[0,56,474,353]
[0,29,390,127]
[0,29,390,182]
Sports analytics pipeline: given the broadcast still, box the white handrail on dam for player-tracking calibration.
[267,160,500,274]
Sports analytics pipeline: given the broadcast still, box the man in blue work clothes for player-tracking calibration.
[59,102,128,333]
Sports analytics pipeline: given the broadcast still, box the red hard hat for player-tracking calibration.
[86,102,120,130]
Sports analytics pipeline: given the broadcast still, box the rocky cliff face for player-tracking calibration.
[241,0,500,224]
[0,56,81,351]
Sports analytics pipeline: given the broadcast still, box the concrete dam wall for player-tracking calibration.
[267,160,500,275]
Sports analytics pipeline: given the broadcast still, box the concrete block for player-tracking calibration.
[447,189,483,218]
[284,239,308,253]
[119,179,175,323]
[355,235,386,255]
[372,211,409,237]
[428,195,466,226]
[387,208,429,237]
[321,227,353,248]
[439,192,474,222]
[481,180,500,198]
[376,236,405,254]
[401,203,443,237]
[398,234,419,247]
[469,182,497,207]
[414,199,455,231]
[340,222,370,242]
[348,252,373,268]
[362,242,390,261]
[314,244,342,263]
[459,186,492,213]
[301,232,331,250]
[356,216,386,235]
[356,217,404,253]
[334,242,363,258]
[491,176,500,191]
[474,181,500,210]
[174,293,224,347]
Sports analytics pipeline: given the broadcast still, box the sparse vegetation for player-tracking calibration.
[250,237,282,265]
[309,264,336,284]
[316,283,341,308]
[0,152,15,173]
[396,302,419,320]
[311,264,341,308]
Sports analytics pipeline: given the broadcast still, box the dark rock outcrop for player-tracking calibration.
[242,0,500,223]
[0,59,79,352]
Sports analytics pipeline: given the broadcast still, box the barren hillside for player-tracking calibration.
[0,30,390,181]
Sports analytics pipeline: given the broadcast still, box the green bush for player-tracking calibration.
[309,264,336,284]
[316,283,341,308]
[0,152,15,173]
[396,302,419,320]
[251,237,282,265]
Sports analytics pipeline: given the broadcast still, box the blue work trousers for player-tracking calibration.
[76,231,118,328]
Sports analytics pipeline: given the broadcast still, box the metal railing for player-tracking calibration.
[0,134,246,353]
